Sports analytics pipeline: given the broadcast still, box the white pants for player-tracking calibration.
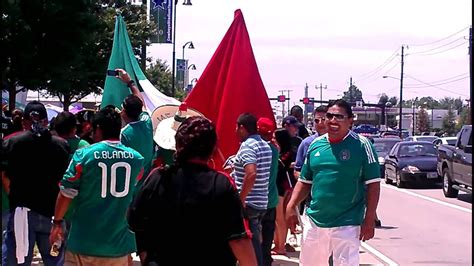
[300,218,360,266]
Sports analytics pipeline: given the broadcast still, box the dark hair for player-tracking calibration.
[314,105,328,114]
[123,95,143,121]
[54,111,77,136]
[175,116,217,164]
[274,128,291,154]
[328,99,354,118]
[92,105,122,140]
[11,109,24,132]
[237,113,257,134]
[290,105,303,116]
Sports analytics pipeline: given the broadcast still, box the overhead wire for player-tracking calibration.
[404,72,468,87]
[413,41,468,56]
[355,47,400,82]
[407,37,465,55]
[408,26,470,47]
[403,74,468,96]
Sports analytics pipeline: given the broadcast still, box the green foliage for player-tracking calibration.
[377,93,389,105]
[388,96,398,107]
[2,0,156,110]
[342,85,364,103]
[442,108,457,136]
[146,59,173,96]
[455,107,471,132]
[416,108,430,133]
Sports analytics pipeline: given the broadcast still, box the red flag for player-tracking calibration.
[185,9,275,170]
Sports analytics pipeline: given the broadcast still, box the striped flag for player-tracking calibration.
[101,15,179,112]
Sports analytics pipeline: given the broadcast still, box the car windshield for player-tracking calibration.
[416,136,438,142]
[446,139,457,146]
[398,143,438,157]
[374,141,398,153]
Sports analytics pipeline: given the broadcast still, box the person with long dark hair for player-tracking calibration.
[272,128,297,255]
[128,116,257,266]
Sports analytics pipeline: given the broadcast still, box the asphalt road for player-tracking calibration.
[365,181,472,265]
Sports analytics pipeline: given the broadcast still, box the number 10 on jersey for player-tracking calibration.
[98,162,131,198]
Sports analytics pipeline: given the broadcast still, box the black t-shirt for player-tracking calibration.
[0,115,13,138]
[298,124,309,139]
[128,162,248,266]
[4,130,70,217]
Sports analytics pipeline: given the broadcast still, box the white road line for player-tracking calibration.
[381,183,472,213]
[361,242,398,266]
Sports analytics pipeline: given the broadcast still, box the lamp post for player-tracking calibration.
[187,64,196,70]
[383,74,404,137]
[412,97,418,136]
[182,41,194,60]
[171,0,193,98]
[190,78,198,85]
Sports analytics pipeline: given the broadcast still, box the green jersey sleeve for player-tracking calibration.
[60,149,84,198]
[361,138,381,183]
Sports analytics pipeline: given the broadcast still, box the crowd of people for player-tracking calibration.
[1,69,381,266]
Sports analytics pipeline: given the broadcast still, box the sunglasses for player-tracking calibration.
[314,118,326,124]
[325,112,347,121]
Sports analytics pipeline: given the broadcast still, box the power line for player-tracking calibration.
[405,76,469,88]
[404,72,468,87]
[414,41,468,56]
[404,74,468,96]
[407,37,465,55]
[355,48,400,81]
[408,26,470,47]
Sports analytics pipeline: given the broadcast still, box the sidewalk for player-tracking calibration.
[32,233,384,265]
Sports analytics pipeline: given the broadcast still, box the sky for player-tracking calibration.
[147,0,472,109]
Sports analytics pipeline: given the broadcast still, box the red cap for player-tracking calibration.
[257,117,275,135]
[179,102,188,112]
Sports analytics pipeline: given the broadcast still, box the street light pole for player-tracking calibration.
[171,1,192,98]
[171,1,177,97]
[399,46,405,138]
[182,41,194,60]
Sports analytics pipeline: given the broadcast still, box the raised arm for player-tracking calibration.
[115,68,146,111]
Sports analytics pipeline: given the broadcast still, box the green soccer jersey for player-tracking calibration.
[300,131,380,228]
[64,136,90,221]
[60,140,144,257]
[120,111,154,181]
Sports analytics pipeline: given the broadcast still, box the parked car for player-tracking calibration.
[433,137,457,148]
[381,130,409,139]
[353,124,379,134]
[437,125,472,197]
[404,135,438,143]
[372,138,401,177]
[384,141,440,188]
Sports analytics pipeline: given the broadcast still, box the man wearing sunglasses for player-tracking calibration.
[286,99,380,266]
[294,105,328,174]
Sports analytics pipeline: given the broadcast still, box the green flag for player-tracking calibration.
[101,15,179,112]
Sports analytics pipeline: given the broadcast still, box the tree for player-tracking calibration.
[388,96,398,107]
[455,107,470,132]
[417,108,430,133]
[2,0,156,111]
[146,59,173,96]
[442,108,457,136]
[378,93,389,105]
[342,85,364,103]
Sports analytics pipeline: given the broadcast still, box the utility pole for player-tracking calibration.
[287,90,292,115]
[304,83,308,125]
[316,83,327,104]
[279,89,293,117]
[399,46,405,138]
[469,27,472,124]
[349,77,353,102]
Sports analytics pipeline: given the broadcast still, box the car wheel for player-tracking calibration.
[384,169,393,184]
[442,167,458,198]
[395,170,406,188]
